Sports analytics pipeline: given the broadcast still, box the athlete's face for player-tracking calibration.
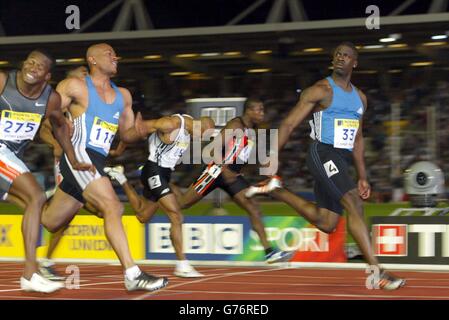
[21,52,51,85]
[247,102,265,125]
[332,45,357,76]
[92,46,119,76]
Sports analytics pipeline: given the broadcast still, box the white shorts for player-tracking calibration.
[0,143,30,197]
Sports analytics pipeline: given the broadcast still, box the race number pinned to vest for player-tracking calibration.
[334,119,359,149]
[324,160,339,178]
[0,110,42,141]
[237,139,254,163]
[89,117,118,152]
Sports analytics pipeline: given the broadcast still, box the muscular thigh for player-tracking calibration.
[83,177,121,212]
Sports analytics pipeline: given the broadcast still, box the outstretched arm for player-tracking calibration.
[121,113,178,143]
[278,84,328,151]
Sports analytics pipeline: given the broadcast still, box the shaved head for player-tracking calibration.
[85,43,118,76]
[86,43,112,60]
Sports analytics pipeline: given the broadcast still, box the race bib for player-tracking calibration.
[334,119,359,149]
[88,117,118,152]
[207,164,222,178]
[237,140,254,162]
[0,110,42,141]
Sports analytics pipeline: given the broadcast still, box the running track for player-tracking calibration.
[0,262,449,300]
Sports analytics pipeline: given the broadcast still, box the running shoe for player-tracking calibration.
[39,264,65,281]
[20,273,64,293]
[265,249,295,264]
[245,176,282,198]
[125,271,168,292]
[377,271,406,290]
[174,264,204,278]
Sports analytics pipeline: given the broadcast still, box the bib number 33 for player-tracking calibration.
[334,119,359,149]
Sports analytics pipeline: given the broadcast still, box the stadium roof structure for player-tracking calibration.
[0,0,448,82]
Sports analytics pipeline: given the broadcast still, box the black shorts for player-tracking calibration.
[59,149,107,203]
[306,141,357,215]
[192,164,250,198]
[141,161,173,202]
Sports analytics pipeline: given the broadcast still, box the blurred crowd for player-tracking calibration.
[23,70,449,203]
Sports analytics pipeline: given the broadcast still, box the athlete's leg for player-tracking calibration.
[41,188,83,233]
[45,226,68,259]
[340,188,379,266]
[270,188,340,233]
[158,193,185,261]
[7,173,47,279]
[123,181,159,223]
[82,177,133,269]
[232,190,271,249]
[176,184,204,209]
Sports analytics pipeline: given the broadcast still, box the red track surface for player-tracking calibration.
[1,262,449,300]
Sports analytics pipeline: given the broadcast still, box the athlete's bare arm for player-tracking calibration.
[109,141,128,157]
[56,77,87,118]
[278,82,330,152]
[38,118,63,158]
[46,90,94,173]
[121,114,178,143]
[207,118,244,181]
[353,89,370,199]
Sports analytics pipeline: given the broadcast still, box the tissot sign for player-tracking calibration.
[371,217,449,264]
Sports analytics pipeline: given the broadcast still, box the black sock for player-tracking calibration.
[265,247,274,255]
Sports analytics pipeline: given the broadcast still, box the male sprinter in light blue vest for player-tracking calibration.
[252,42,405,290]
[39,43,168,293]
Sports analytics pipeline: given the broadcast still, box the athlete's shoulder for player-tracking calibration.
[117,86,132,99]
[314,78,333,91]
[57,76,85,91]
[226,117,244,129]
[300,79,331,101]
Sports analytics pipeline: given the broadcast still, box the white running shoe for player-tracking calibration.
[245,176,283,198]
[20,273,64,293]
[174,265,204,278]
[104,165,127,185]
[125,271,168,292]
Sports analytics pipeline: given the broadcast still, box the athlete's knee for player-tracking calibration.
[136,213,149,224]
[167,210,183,226]
[41,216,64,233]
[342,189,363,211]
[99,199,124,217]
[27,192,47,209]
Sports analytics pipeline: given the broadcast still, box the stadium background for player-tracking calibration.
[1,0,449,269]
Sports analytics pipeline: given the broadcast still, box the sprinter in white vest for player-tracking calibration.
[107,112,215,277]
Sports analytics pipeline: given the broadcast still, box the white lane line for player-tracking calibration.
[133,267,293,300]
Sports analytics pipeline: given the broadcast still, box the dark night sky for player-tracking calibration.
[0,0,432,36]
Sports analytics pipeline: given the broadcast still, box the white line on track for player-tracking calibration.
[133,267,293,300]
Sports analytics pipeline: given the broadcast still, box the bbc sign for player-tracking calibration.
[371,216,449,264]
[145,216,251,261]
